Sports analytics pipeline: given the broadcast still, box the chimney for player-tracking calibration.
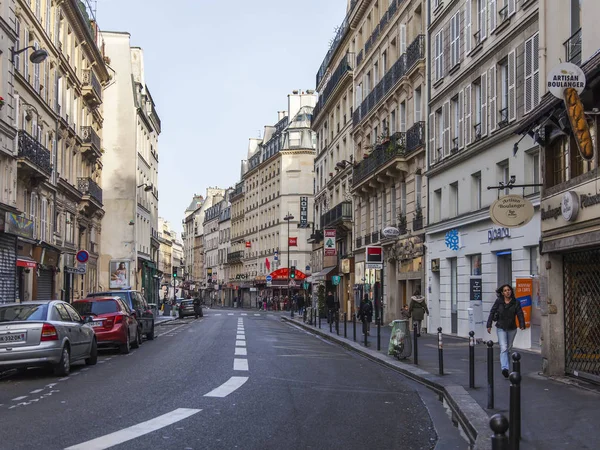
[292,90,299,94]
[277,110,286,121]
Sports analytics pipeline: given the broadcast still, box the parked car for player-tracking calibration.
[73,297,140,354]
[178,300,203,319]
[87,291,155,340]
[0,301,97,376]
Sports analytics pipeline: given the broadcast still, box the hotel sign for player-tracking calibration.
[299,197,308,228]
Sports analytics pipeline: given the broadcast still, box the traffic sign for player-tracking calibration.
[76,262,87,274]
[266,275,273,283]
[289,280,297,287]
[332,275,341,286]
[76,250,89,263]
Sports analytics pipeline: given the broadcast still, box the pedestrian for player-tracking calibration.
[400,304,411,321]
[298,294,305,316]
[409,288,429,336]
[326,291,335,324]
[357,294,373,335]
[486,284,526,378]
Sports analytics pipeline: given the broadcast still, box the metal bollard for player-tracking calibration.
[319,311,321,329]
[353,311,356,342]
[487,340,494,409]
[344,312,347,338]
[512,352,521,374]
[509,372,522,449]
[413,322,419,365]
[469,331,475,388]
[490,414,510,450]
[377,318,381,351]
[364,320,368,347]
[437,327,444,375]
[336,312,339,335]
[329,311,333,333]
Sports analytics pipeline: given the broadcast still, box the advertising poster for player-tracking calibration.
[109,260,130,289]
[515,278,533,328]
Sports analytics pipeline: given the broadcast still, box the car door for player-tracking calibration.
[54,303,81,359]
[138,293,153,332]
[64,303,93,357]
[117,299,136,338]
[130,293,144,333]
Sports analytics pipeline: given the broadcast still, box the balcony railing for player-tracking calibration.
[353,35,425,126]
[474,122,482,141]
[321,201,352,228]
[564,28,582,66]
[356,49,363,67]
[413,215,424,231]
[17,130,52,175]
[313,53,355,122]
[364,234,372,246]
[227,251,244,263]
[82,70,102,101]
[353,132,406,186]
[406,122,425,153]
[81,126,100,151]
[355,236,362,249]
[371,231,380,243]
[499,108,509,128]
[77,177,103,204]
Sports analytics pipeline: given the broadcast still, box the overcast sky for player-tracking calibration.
[96,0,348,234]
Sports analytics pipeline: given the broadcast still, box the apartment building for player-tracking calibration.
[182,193,203,281]
[99,32,161,303]
[203,200,222,303]
[515,0,600,381]
[425,0,541,344]
[12,0,109,301]
[157,217,173,294]
[239,91,316,305]
[217,199,231,305]
[350,0,427,324]
[310,4,355,312]
[227,180,245,298]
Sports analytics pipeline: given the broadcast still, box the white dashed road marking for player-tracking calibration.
[235,348,247,356]
[12,396,27,401]
[236,335,245,340]
[215,313,222,316]
[233,359,249,371]
[204,377,249,398]
[254,313,261,316]
[235,340,246,347]
[64,408,202,450]
[241,313,248,316]
[30,389,44,394]
[228,313,234,316]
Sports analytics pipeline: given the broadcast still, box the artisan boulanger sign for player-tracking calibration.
[489,195,535,228]
[542,191,600,221]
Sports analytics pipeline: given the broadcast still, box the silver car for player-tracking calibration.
[0,301,98,376]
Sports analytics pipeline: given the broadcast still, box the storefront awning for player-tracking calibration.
[17,257,37,268]
[313,266,337,282]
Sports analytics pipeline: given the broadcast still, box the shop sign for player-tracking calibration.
[245,241,251,248]
[547,62,586,98]
[332,275,341,286]
[299,197,308,228]
[324,229,336,256]
[366,246,383,264]
[288,237,297,247]
[354,261,365,283]
[431,258,440,272]
[515,278,533,328]
[470,278,482,301]
[382,226,400,238]
[489,195,535,228]
[444,229,461,251]
[488,227,511,243]
[341,258,351,274]
[561,191,579,222]
[109,260,131,289]
[4,213,34,239]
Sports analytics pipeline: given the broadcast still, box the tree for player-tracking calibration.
[317,284,326,318]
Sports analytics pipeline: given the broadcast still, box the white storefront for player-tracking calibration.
[425,212,541,350]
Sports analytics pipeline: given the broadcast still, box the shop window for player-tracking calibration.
[470,254,482,276]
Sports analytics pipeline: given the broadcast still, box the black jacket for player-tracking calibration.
[357,300,373,322]
[486,296,525,330]
[326,294,336,309]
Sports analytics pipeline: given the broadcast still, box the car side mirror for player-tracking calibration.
[85,316,94,323]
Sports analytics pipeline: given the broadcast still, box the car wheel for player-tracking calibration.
[120,332,131,354]
[54,346,71,376]
[85,339,98,365]
[146,322,155,340]
[132,327,141,349]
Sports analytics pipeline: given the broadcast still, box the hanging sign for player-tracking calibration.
[547,62,586,98]
[324,229,336,256]
[245,241,251,248]
[288,237,298,247]
[489,195,535,228]
[299,197,308,228]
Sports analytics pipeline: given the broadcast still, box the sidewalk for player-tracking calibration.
[284,314,599,450]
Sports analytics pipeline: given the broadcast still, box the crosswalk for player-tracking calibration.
[213,312,276,317]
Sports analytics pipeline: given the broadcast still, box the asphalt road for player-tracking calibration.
[0,310,466,450]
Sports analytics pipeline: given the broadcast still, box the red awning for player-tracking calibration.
[17,258,37,268]
[268,268,307,280]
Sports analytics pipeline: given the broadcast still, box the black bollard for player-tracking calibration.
[319,311,321,329]
[512,352,521,374]
[413,322,419,365]
[353,311,356,342]
[490,414,510,450]
[329,310,333,333]
[344,312,347,338]
[377,317,381,351]
[336,312,339,335]
[364,320,368,347]
[469,331,475,388]
[437,327,444,375]
[509,372,522,448]
[487,340,494,409]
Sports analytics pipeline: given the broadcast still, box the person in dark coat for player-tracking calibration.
[326,291,336,324]
[357,294,373,335]
[487,284,526,378]
[408,288,429,336]
[297,294,305,315]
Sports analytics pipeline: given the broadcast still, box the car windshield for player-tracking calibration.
[0,304,48,322]
[89,292,128,303]
[73,301,119,315]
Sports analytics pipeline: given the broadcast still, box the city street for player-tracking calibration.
[0,310,465,450]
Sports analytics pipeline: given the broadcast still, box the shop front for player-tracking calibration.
[141,260,158,304]
[0,212,22,303]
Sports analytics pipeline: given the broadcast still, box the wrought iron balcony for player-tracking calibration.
[313,53,355,122]
[308,229,323,244]
[81,126,101,159]
[320,201,352,229]
[364,234,372,246]
[355,236,362,249]
[231,183,244,200]
[17,130,52,177]
[315,9,352,88]
[356,49,363,67]
[227,251,244,264]
[371,231,380,243]
[564,28,582,66]
[77,177,103,205]
[413,215,424,232]
[353,132,406,187]
[406,122,425,153]
[82,70,102,105]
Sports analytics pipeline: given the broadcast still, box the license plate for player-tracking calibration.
[0,333,26,343]
[90,321,103,328]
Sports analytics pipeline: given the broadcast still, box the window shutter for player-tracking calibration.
[481,71,488,137]
[41,198,47,242]
[533,33,540,110]
[508,49,516,122]
[400,24,407,54]
[489,66,497,132]
[465,85,472,145]
[458,90,464,149]
[15,20,20,72]
[508,0,516,16]
[524,37,533,114]
[455,13,461,64]
[429,112,436,164]
[440,29,445,79]
[490,0,497,32]
[443,101,451,156]
[24,29,29,81]
[34,42,41,93]
[465,1,472,54]
[480,0,487,41]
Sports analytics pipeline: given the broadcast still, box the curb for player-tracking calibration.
[282,317,490,449]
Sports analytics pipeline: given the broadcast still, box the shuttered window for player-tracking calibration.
[508,50,516,121]
[435,30,444,82]
[477,0,487,42]
[451,12,460,67]
[41,198,48,242]
[489,66,497,132]
[465,1,472,54]
[524,33,540,115]
[400,24,407,54]
[490,0,497,32]
[443,101,451,156]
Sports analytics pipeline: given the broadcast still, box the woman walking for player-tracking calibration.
[486,284,526,378]
[357,294,373,336]
[409,289,429,336]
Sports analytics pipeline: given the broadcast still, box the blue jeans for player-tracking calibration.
[497,328,518,370]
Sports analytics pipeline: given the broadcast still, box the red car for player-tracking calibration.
[73,297,141,354]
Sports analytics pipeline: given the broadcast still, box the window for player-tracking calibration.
[450,181,459,217]
[465,0,472,54]
[391,185,397,220]
[525,151,540,195]
[499,61,509,125]
[524,33,540,114]
[450,12,460,67]
[400,24,407,54]
[399,101,406,132]
[374,194,379,232]
[470,254,482,276]
[477,0,487,43]
[30,193,38,239]
[474,80,482,139]
[41,197,48,242]
[451,96,459,151]
[382,189,387,226]
[434,30,444,82]
[414,87,422,122]
[471,172,482,210]
[435,108,443,160]
[415,174,422,209]
[55,304,72,322]
[400,182,407,214]
[382,51,387,73]
[434,189,442,222]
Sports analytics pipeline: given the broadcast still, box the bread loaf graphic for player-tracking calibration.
[563,87,594,160]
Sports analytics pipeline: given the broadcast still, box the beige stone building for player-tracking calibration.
[227,180,245,299]
[157,217,173,292]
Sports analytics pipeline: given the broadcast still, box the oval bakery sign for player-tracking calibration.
[489,195,535,228]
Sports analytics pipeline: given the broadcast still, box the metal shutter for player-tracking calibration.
[37,268,53,299]
[0,234,16,304]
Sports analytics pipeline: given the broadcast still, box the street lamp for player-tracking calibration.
[335,156,354,170]
[10,46,48,65]
[284,213,294,317]
[137,183,154,192]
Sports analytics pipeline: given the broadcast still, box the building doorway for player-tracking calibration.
[450,258,458,333]
[497,251,513,287]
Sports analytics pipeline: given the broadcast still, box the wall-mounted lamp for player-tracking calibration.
[11,46,48,65]
[335,157,354,170]
[137,183,153,192]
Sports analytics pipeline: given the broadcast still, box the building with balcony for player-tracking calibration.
[350,0,427,324]
[203,199,222,304]
[515,0,600,381]
[157,217,173,299]
[217,197,231,306]
[99,32,161,304]
[12,0,110,302]
[228,180,245,295]
[182,193,204,282]
[311,3,356,311]
[425,0,541,344]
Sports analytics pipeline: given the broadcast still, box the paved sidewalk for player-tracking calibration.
[285,314,599,450]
